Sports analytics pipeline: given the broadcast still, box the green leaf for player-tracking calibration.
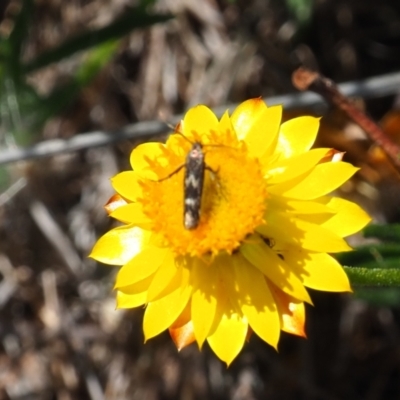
[355,288,400,307]
[0,166,11,191]
[32,40,120,129]
[359,258,400,269]
[337,243,400,267]
[23,8,173,73]
[285,0,313,26]
[0,78,45,145]
[8,0,33,54]
[139,0,159,7]
[7,0,34,80]
[74,40,119,86]
[363,224,400,242]
[344,267,400,287]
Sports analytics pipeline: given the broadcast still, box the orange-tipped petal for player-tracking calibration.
[320,149,345,163]
[104,194,128,215]
[170,322,196,351]
[169,303,196,351]
[269,283,306,337]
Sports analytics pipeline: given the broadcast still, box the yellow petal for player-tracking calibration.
[266,196,334,215]
[233,255,280,348]
[165,130,189,159]
[231,98,266,138]
[114,246,169,289]
[231,98,282,158]
[289,211,334,226]
[118,274,153,294]
[146,255,182,302]
[183,105,219,139]
[276,116,320,159]
[130,142,167,174]
[284,248,352,292]
[259,212,352,252]
[117,291,147,308]
[240,237,312,304]
[207,312,248,366]
[191,258,219,348]
[269,162,359,200]
[322,197,371,237]
[111,171,143,202]
[116,275,153,308]
[143,276,192,341]
[218,110,239,145]
[110,202,151,226]
[285,199,335,215]
[89,225,146,265]
[266,148,331,184]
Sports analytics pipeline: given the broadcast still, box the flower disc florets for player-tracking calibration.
[139,127,267,257]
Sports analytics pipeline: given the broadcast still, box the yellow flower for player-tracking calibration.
[90,98,371,365]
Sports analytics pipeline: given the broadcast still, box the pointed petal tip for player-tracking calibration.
[223,352,241,367]
[295,329,307,339]
[104,194,128,215]
[269,341,279,351]
[169,322,196,351]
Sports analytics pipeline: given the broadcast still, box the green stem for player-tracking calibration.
[345,267,400,287]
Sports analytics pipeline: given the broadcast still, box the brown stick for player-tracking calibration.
[292,67,400,168]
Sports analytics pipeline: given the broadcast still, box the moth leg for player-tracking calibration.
[156,164,185,182]
[204,165,219,179]
[205,165,227,202]
[205,165,218,177]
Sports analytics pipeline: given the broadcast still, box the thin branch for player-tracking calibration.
[0,121,172,165]
[29,200,83,277]
[1,70,400,165]
[0,177,26,206]
[292,67,400,168]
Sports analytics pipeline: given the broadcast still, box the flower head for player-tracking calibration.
[90,98,370,365]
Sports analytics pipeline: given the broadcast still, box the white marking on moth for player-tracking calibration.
[185,174,200,188]
[185,198,199,206]
[184,212,196,228]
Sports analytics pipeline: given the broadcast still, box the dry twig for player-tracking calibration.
[292,67,400,169]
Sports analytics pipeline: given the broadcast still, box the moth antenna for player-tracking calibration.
[161,118,194,145]
[164,121,176,131]
[174,131,194,145]
[172,124,195,145]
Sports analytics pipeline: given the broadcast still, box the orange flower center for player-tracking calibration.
[139,131,267,257]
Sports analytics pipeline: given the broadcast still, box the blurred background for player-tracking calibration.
[1,0,400,399]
